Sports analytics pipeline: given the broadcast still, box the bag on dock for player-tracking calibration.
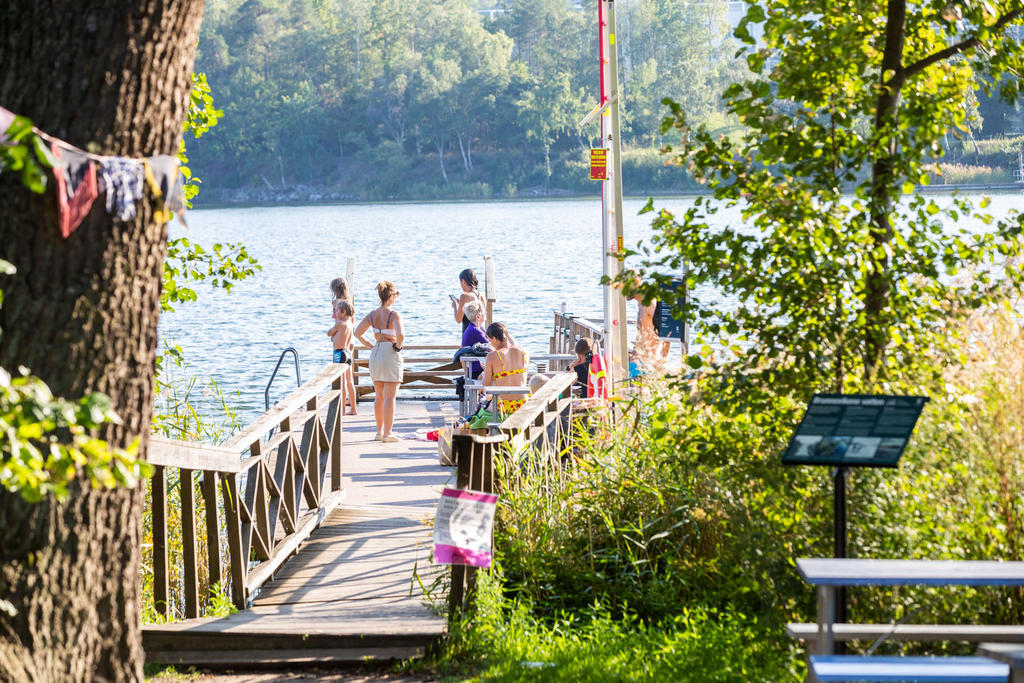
[437,426,454,466]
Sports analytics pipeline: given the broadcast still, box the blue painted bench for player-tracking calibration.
[796,559,1024,656]
[809,655,1009,682]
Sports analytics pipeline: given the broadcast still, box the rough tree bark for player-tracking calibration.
[0,2,205,681]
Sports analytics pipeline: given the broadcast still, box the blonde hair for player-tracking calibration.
[334,299,353,318]
[376,280,398,304]
[464,300,483,323]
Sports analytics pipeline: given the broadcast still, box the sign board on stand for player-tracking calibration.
[653,277,686,343]
[781,394,928,468]
[781,392,928,639]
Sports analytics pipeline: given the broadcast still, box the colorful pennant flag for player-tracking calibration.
[0,104,188,237]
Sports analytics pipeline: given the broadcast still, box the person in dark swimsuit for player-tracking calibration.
[571,337,593,397]
[452,268,485,334]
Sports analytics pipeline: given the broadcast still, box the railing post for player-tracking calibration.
[330,371,343,492]
[152,465,169,618]
[201,471,222,600]
[222,473,248,610]
[180,468,200,619]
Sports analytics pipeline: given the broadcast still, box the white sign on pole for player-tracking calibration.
[433,487,498,568]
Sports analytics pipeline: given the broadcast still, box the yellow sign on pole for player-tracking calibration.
[589,148,607,180]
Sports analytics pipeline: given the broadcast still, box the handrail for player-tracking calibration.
[226,363,348,451]
[497,372,576,432]
[550,311,606,356]
[146,363,349,617]
[265,347,301,412]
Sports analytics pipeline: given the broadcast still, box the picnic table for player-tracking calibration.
[797,557,1024,682]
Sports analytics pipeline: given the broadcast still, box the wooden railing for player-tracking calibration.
[493,371,576,452]
[147,363,348,616]
[352,344,460,398]
[448,371,578,616]
[550,311,606,356]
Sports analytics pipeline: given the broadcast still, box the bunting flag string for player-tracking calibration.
[0,104,188,238]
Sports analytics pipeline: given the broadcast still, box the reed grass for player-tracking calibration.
[436,298,1024,677]
[933,163,1008,185]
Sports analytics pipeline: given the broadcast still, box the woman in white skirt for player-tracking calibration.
[354,281,404,442]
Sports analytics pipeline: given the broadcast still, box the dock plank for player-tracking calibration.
[143,401,456,665]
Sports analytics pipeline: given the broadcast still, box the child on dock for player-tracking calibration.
[327,299,358,415]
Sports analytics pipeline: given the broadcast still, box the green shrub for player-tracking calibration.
[485,301,1024,665]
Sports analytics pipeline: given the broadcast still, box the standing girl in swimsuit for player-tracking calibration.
[452,268,485,334]
[354,281,404,442]
[482,322,529,417]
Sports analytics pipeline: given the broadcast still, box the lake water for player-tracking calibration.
[160,197,709,422]
[160,194,1020,424]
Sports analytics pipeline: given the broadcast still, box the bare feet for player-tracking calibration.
[382,434,399,443]
[346,409,358,415]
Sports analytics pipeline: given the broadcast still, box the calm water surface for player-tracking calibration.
[159,194,1019,423]
[160,198,712,421]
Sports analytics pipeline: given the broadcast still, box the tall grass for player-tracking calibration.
[934,163,1009,185]
[437,571,803,682]
[439,299,1024,678]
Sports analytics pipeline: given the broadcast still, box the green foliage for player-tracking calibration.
[186,0,746,197]
[178,71,224,205]
[493,382,826,623]
[161,238,260,313]
[0,364,149,502]
[0,259,150,502]
[620,0,1024,399]
[433,564,803,682]
[0,114,51,194]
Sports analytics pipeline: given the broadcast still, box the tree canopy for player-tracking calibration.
[623,0,1024,401]
[188,0,747,197]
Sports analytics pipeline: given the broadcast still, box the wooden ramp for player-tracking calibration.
[144,401,458,666]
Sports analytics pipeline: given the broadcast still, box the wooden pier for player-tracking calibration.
[140,317,591,667]
[143,383,456,666]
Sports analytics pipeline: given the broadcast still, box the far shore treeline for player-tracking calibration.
[189,0,1024,204]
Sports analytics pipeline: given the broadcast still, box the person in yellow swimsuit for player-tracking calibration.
[482,322,529,417]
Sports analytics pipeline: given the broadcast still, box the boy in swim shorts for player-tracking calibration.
[327,299,358,414]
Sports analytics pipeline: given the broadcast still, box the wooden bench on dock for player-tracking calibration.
[352,344,460,398]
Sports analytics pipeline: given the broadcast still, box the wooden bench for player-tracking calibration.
[808,655,1009,682]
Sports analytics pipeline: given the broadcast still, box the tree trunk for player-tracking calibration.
[0,2,205,681]
[864,0,906,382]
[457,131,471,172]
[435,135,449,184]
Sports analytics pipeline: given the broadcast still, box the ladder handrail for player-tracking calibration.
[265,347,301,412]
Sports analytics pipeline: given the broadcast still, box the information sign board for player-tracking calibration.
[589,148,607,180]
[653,278,685,341]
[781,394,928,468]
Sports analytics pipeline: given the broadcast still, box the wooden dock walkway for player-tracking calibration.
[144,400,458,666]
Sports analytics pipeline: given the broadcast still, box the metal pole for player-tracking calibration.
[601,0,629,390]
[484,255,495,325]
[345,257,355,302]
[834,465,848,654]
